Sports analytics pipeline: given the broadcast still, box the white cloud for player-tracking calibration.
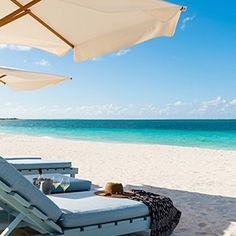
[197,96,226,113]
[173,101,190,107]
[229,99,236,106]
[157,101,192,117]
[190,97,236,117]
[90,57,102,62]
[1,97,236,119]
[34,59,51,67]
[115,48,130,57]
[181,15,195,31]
[0,45,7,49]
[0,44,31,51]
[5,102,12,107]
[91,57,98,61]
[73,104,129,117]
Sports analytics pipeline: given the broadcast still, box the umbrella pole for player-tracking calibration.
[0,0,41,27]
[9,0,74,49]
[0,75,6,85]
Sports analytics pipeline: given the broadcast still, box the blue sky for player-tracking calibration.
[0,0,236,119]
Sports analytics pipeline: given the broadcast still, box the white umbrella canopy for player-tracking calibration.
[0,66,71,91]
[0,0,186,62]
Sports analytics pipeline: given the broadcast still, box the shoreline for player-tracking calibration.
[1,131,236,152]
[0,133,236,235]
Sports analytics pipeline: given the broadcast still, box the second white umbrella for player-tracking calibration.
[0,66,71,91]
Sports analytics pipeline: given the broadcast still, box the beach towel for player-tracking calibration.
[128,190,181,236]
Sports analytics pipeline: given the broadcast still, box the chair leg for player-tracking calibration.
[0,213,24,236]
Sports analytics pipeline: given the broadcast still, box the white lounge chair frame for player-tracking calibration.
[0,179,150,236]
[18,167,78,178]
[4,156,78,177]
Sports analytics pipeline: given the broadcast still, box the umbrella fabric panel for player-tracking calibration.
[1,75,66,91]
[0,0,70,56]
[0,0,183,61]
[0,66,69,91]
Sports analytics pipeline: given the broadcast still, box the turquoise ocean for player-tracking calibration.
[0,119,236,150]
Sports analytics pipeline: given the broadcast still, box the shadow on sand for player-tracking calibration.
[124,185,236,236]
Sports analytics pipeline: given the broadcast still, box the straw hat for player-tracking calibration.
[95,182,133,198]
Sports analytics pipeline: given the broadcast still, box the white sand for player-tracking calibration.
[0,133,236,236]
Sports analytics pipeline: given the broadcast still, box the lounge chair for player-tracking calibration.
[4,156,78,177]
[3,156,90,193]
[0,157,151,236]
